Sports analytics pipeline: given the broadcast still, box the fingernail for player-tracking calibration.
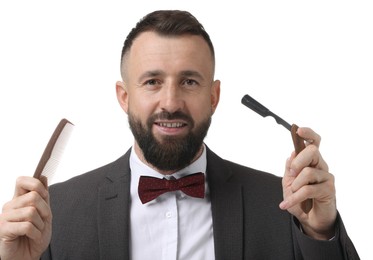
[289,169,296,177]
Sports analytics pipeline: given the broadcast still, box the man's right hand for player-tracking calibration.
[0,176,52,260]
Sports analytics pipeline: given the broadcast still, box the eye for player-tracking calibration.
[182,79,199,87]
[145,79,159,86]
[143,79,162,90]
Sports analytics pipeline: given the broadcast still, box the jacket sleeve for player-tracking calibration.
[40,245,52,260]
[293,213,360,260]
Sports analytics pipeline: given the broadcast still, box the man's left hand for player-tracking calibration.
[280,127,337,240]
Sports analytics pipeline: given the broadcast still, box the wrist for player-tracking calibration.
[300,222,336,240]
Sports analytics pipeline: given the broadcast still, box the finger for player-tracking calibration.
[280,183,317,210]
[281,183,328,210]
[296,127,321,148]
[283,152,296,178]
[290,167,330,193]
[13,176,48,199]
[281,176,335,210]
[291,145,328,172]
[282,153,298,204]
[3,191,51,220]
[1,206,46,231]
[0,220,42,241]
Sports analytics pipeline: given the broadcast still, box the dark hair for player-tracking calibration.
[120,10,215,72]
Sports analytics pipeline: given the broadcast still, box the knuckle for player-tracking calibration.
[329,172,335,182]
[41,206,52,220]
[15,176,25,186]
[25,206,38,217]
[308,144,318,154]
[2,201,11,212]
[22,221,35,233]
[303,185,313,196]
[290,161,301,173]
[28,191,40,202]
[290,183,297,193]
[300,185,313,201]
[303,167,314,178]
[317,133,321,142]
[325,179,336,194]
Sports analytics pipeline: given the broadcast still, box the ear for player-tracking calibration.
[116,81,129,114]
[210,80,221,114]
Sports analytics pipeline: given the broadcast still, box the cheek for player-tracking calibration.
[128,97,154,119]
[188,98,213,121]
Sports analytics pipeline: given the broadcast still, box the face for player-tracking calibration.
[116,31,220,173]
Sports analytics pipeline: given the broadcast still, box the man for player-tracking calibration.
[0,10,359,260]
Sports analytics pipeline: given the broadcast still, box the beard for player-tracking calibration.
[128,110,211,172]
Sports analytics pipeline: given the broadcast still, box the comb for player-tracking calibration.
[241,94,313,213]
[33,118,74,181]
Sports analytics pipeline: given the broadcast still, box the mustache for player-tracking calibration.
[148,111,194,126]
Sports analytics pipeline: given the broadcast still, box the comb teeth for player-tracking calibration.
[33,118,74,181]
[40,122,74,181]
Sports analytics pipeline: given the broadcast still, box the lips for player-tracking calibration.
[149,111,194,135]
[156,122,186,128]
[153,120,189,136]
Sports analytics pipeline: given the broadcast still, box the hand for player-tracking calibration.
[0,176,52,260]
[279,127,337,240]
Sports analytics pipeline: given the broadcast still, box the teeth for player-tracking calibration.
[159,122,184,128]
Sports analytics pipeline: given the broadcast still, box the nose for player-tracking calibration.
[159,84,185,113]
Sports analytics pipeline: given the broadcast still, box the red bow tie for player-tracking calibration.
[138,172,205,204]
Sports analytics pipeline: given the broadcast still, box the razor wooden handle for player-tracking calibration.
[291,124,313,213]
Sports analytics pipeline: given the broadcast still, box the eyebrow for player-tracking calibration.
[179,70,204,80]
[138,70,205,82]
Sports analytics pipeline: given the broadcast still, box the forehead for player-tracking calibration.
[121,31,214,79]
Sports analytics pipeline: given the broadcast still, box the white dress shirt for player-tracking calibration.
[129,145,215,260]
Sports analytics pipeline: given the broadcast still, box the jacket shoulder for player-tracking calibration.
[206,146,282,185]
[49,150,131,203]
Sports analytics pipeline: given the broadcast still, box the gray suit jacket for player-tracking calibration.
[41,147,359,259]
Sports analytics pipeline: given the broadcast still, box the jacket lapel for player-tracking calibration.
[95,148,244,259]
[97,152,131,260]
[207,147,243,260]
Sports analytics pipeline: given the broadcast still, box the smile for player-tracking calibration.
[157,122,186,128]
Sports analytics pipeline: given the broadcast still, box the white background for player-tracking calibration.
[0,1,371,259]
